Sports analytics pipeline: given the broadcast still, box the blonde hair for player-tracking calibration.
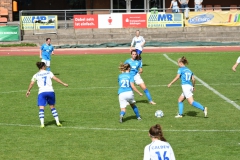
[119,63,131,72]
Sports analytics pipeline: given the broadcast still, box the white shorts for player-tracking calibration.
[134,73,144,85]
[181,84,193,99]
[236,57,240,63]
[41,59,50,67]
[118,91,136,108]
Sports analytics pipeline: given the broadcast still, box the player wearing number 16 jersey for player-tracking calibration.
[143,124,175,160]
[168,56,207,118]
[118,63,143,123]
[26,62,68,128]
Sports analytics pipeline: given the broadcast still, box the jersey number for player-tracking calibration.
[155,151,169,160]
[121,80,129,88]
[185,72,191,81]
[42,76,47,86]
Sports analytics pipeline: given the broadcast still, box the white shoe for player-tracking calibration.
[119,116,123,123]
[175,114,183,118]
[137,117,142,120]
[204,107,208,117]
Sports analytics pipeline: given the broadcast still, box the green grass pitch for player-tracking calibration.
[0,51,240,160]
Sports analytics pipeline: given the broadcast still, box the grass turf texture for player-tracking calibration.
[0,52,239,160]
[0,43,37,47]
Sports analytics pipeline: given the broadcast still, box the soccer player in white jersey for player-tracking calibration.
[125,50,156,105]
[143,124,176,160]
[232,56,240,71]
[26,62,68,128]
[130,30,145,62]
[168,56,207,118]
[118,63,143,123]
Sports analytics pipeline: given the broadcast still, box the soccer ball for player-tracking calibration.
[155,110,164,118]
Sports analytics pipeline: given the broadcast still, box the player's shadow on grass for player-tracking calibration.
[45,120,66,127]
[142,64,149,66]
[136,100,149,104]
[123,116,137,122]
[185,111,198,117]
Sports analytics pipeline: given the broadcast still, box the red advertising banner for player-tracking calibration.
[122,14,147,28]
[74,15,98,29]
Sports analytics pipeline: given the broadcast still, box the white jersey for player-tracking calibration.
[31,70,54,94]
[143,140,176,160]
[131,36,145,51]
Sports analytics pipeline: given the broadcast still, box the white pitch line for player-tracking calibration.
[2,83,240,94]
[0,123,239,132]
[163,54,240,110]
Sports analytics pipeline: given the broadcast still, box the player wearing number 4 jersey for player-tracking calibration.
[26,62,68,128]
[168,56,207,118]
[143,124,175,160]
[125,50,156,105]
[118,63,143,123]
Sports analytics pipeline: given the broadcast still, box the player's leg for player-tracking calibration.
[128,92,141,120]
[119,92,128,123]
[134,74,156,105]
[46,60,51,71]
[175,94,185,118]
[136,49,142,63]
[47,92,62,126]
[38,93,47,128]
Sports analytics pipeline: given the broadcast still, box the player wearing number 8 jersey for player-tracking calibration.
[168,56,207,118]
[26,62,68,128]
[118,63,143,123]
[143,124,175,160]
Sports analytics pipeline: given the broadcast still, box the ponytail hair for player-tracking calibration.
[178,56,188,65]
[36,62,46,69]
[119,63,131,72]
[149,124,167,142]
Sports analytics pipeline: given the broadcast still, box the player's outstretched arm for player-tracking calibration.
[130,82,143,96]
[52,76,68,87]
[168,74,180,87]
[232,62,238,72]
[26,81,35,97]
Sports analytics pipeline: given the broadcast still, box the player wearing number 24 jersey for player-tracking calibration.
[26,62,68,128]
[118,63,143,123]
[143,124,175,160]
[168,56,207,118]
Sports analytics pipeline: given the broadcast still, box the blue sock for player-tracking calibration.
[132,105,140,118]
[192,101,204,111]
[144,89,152,102]
[46,67,50,71]
[120,111,125,117]
[178,102,184,115]
[51,108,58,118]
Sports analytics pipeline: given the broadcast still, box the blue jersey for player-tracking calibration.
[124,58,142,76]
[118,73,134,94]
[177,66,193,86]
[40,43,54,60]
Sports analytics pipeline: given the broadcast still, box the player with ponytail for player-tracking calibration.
[118,63,143,123]
[26,62,68,128]
[168,56,207,118]
[143,124,176,160]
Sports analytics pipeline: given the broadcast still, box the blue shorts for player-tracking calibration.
[135,49,142,55]
[38,92,55,106]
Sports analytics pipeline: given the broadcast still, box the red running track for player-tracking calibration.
[0,46,239,56]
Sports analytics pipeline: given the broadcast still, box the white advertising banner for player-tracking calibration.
[98,14,123,28]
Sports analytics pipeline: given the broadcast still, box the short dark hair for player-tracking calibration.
[46,38,51,41]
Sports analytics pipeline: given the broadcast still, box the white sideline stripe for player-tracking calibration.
[163,54,240,110]
[0,123,239,132]
[2,83,240,94]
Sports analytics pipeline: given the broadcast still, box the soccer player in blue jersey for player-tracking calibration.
[143,124,176,160]
[118,63,143,123]
[130,30,145,62]
[26,62,68,128]
[124,50,156,105]
[40,38,54,71]
[168,56,207,118]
